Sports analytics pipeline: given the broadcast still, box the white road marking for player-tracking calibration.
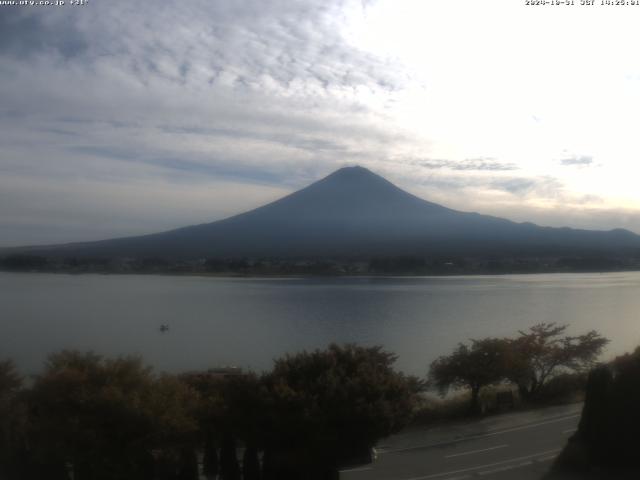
[536,454,559,462]
[478,453,558,475]
[339,466,373,474]
[402,448,561,480]
[478,460,532,475]
[384,414,579,454]
[562,428,577,434]
[444,444,508,459]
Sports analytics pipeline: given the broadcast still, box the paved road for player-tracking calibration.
[340,403,582,480]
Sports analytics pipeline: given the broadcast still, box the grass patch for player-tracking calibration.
[410,374,586,427]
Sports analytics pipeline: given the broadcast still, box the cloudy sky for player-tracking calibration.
[3,0,640,246]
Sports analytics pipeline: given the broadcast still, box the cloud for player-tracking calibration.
[0,0,418,244]
[2,0,640,245]
[492,178,538,195]
[0,8,88,59]
[560,156,594,166]
[475,204,640,235]
[490,177,567,201]
[412,174,564,201]
[415,158,517,172]
[0,169,290,246]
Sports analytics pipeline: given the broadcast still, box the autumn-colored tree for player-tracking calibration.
[506,323,608,400]
[429,338,511,414]
[27,351,199,480]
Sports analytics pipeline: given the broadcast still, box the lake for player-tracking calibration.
[2,271,640,376]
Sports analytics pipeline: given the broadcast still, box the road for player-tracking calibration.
[340,403,582,480]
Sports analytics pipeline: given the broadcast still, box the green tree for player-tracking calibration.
[506,323,608,400]
[263,343,420,478]
[554,346,640,474]
[180,370,265,479]
[429,338,510,414]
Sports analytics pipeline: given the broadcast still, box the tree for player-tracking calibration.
[0,359,21,395]
[27,351,199,480]
[263,343,420,478]
[242,445,261,480]
[219,432,241,480]
[553,346,640,475]
[1,254,47,271]
[429,338,510,414]
[180,370,265,479]
[506,323,608,400]
[201,432,219,480]
[176,446,198,480]
[0,360,25,479]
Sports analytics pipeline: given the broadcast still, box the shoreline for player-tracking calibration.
[2,267,640,279]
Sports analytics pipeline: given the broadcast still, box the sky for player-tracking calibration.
[3,0,640,246]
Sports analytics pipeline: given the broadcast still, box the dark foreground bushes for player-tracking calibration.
[550,347,640,479]
[0,324,607,480]
[0,345,420,480]
[0,353,200,480]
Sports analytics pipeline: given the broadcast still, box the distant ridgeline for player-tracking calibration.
[2,166,640,274]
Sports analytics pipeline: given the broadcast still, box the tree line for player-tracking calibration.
[429,323,608,414]
[0,345,419,480]
[0,324,608,480]
[2,253,638,275]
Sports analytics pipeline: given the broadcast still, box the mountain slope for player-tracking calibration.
[5,166,640,259]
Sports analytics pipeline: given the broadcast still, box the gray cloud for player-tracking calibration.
[491,176,564,198]
[0,8,88,58]
[402,172,565,200]
[560,155,593,166]
[0,0,417,245]
[416,157,517,171]
[492,178,537,195]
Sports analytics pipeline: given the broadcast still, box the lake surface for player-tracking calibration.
[2,272,640,376]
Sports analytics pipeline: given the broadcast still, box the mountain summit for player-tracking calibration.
[237,166,451,224]
[6,166,640,259]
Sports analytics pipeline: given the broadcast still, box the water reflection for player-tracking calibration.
[2,272,640,375]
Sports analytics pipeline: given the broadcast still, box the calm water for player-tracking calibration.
[2,272,640,376]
